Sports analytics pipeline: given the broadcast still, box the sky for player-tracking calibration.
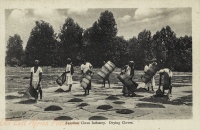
[5,8,192,49]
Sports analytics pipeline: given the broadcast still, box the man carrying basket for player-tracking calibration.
[102,61,111,88]
[120,61,137,97]
[65,58,74,92]
[30,60,43,101]
[80,59,93,95]
[144,61,156,91]
[156,68,173,99]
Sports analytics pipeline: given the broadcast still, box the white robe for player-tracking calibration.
[65,64,73,85]
[144,64,155,88]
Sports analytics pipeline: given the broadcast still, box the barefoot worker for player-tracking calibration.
[102,61,111,88]
[120,61,137,97]
[80,59,93,95]
[149,62,157,91]
[157,67,173,99]
[30,60,43,101]
[65,58,74,92]
[144,61,156,91]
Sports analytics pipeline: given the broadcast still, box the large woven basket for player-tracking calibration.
[56,72,66,86]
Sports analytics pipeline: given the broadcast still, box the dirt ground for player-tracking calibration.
[5,67,192,120]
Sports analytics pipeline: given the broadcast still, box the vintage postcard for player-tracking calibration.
[0,0,200,130]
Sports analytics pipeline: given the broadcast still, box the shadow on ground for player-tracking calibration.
[183,90,192,93]
[139,94,192,106]
[73,94,87,97]
[6,95,21,100]
[136,103,165,108]
[18,91,26,94]
[135,88,155,94]
[17,99,36,104]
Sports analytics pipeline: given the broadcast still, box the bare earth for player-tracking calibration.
[5,67,192,120]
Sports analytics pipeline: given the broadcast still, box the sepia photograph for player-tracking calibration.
[1,0,200,129]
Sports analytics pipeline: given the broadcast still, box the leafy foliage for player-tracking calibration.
[6,34,24,66]
[59,18,83,65]
[24,20,57,66]
[58,17,83,66]
[5,10,192,72]
[82,10,117,67]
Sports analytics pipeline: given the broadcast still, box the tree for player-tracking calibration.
[52,38,63,67]
[82,21,102,66]
[6,34,24,66]
[82,10,117,67]
[152,31,166,68]
[112,36,129,67]
[25,20,57,66]
[136,29,153,69]
[151,26,177,69]
[173,35,192,71]
[159,26,177,68]
[59,17,84,66]
[98,10,117,39]
[97,10,118,63]
[128,36,140,69]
